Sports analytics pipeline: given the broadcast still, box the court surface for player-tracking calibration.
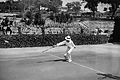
[0,43,120,80]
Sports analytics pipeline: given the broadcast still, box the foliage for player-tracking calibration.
[33,0,62,13]
[84,0,99,17]
[24,10,33,19]
[100,0,120,18]
[0,0,62,13]
[49,12,72,23]
[0,34,109,48]
[96,0,120,43]
[66,1,81,13]
[85,0,120,19]
[34,12,45,26]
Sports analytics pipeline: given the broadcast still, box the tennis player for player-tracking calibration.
[53,36,76,62]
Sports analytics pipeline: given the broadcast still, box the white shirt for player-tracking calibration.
[56,40,76,48]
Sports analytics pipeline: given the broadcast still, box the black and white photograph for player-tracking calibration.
[0,0,120,80]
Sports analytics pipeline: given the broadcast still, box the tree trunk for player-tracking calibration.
[93,11,95,18]
[63,28,66,34]
[41,25,45,36]
[111,10,117,19]
[112,16,120,42]
[111,3,118,19]
[18,27,22,35]
[109,6,120,43]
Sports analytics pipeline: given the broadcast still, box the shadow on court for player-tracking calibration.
[37,59,67,63]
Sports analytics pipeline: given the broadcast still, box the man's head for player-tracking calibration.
[65,36,71,42]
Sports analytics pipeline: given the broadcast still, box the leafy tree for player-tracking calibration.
[4,0,14,12]
[72,2,81,13]
[84,0,99,17]
[109,7,120,43]
[85,0,120,19]
[20,0,31,10]
[88,0,120,43]
[48,0,62,12]
[24,10,33,19]
[66,3,74,11]
[34,0,62,13]
[0,0,25,12]
[23,10,33,25]
[100,0,120,19]
[34,12,45,36]
[17,0,25,12]
[49,12,72,23]
[66,1,81,13]
[0,2,5,12]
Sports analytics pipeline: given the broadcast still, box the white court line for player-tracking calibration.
[48,53,106,74]
[0,47,53,61]
[0,55,53,61]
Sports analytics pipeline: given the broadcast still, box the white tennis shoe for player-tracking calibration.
[67,59,72,62]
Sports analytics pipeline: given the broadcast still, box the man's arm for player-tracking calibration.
[53,41,66,47]
[71,41,76,48]
[56,41,66,46]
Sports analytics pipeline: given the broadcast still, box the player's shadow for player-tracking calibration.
[37,59,66,63]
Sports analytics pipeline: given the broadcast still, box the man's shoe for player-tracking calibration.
[67,59,72,62]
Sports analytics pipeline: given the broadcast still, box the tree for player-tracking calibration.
[99,0,120,19]
[66,1,81,13]
[0,0,25,12]
[24,10,33,19]
[95,0,120,43]
[5,0,14,12]
[17,0,25,12]
[72,2,81,13]
[34,12,45,36]
[34,0,62,13]
[24,10,33,25]
[66,3,74,11]
[84,0,99,17]
[0,2,5,12]
[85,0,120,19]
[109,7,120,43]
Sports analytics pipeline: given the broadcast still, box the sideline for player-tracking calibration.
[49,53,106,74]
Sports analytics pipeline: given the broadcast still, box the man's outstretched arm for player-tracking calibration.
[53,41,66,47]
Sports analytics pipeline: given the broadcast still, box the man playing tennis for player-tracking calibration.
[53,36,76,62]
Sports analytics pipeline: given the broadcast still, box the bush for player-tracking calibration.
[0,34,109,48]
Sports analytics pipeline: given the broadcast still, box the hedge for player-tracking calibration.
[0,34,109,48]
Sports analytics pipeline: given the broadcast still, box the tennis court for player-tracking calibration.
[0,43,120,80]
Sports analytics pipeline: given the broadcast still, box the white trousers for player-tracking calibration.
[64,47,74,60]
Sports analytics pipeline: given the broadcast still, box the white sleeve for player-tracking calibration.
[71,41,76,47]
[56,41,66,46]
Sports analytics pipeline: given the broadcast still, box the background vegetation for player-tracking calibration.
[0,34,109,48]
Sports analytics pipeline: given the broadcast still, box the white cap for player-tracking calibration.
[65,36,71,40]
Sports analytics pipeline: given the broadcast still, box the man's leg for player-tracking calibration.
[64,48,70,60]
[66,48,74,62]
[67,53,72,62]
[64,54,68,60]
